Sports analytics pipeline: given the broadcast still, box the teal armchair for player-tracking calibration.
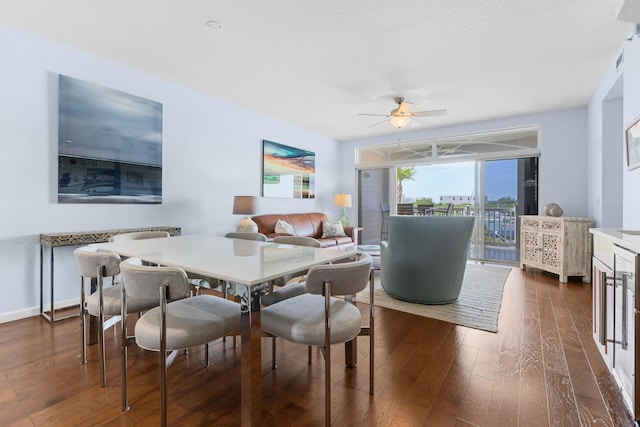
[380,215,475,304]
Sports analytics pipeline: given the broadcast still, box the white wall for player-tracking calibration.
[340,108,590,220]
[622,34,640,228]
[587,32,640,229]
[0,25,343,321]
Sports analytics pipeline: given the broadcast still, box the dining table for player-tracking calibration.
[94,234,355,426]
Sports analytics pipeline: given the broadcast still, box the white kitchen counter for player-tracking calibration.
[590,228,640,254]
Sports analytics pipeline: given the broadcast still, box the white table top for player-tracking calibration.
[94,234,355,286]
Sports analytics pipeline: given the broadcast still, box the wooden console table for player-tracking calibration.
[40,226,181,323]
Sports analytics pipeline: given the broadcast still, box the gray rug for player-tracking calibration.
[356,263,512,332]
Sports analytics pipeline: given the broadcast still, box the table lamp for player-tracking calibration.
[233,196,259,232]
[334,193,352,227]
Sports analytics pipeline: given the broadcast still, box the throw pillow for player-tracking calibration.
[275,219,295,235]
[322,220,346,238]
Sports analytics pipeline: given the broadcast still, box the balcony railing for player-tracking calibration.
[451,206,517,246]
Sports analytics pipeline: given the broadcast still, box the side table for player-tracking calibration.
[40,226,181,323]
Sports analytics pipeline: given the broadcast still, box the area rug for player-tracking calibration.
[356,264,512,332]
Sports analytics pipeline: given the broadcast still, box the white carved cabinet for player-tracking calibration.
[519,215,593,282]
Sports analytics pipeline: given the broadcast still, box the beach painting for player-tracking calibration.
[262,140,315,198]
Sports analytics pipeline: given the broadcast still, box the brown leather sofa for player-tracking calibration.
[251,212,357,250]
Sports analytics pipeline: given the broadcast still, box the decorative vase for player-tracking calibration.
[544,203,563,217]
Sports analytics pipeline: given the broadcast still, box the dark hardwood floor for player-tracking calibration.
[0,266,636,426]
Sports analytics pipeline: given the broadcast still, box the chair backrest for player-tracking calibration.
[120,257,190,301]
[304,253,372,296]
[109,231,170,242]
[381,216,475,303]
[272,236,321,247]
[74,245,121,278]
[225,232,267,242]
[396,203,414,215]
[380,203,390,214]
[417,204,433,215]
[446,203,454,215]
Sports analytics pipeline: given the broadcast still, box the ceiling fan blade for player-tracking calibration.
[358,113,389,117]
[369,119,390,128]
[413,109,447,117]
[408,117,423,128]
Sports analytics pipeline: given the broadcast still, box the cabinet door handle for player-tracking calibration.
[621,273,630,350]
[599,270,607,346]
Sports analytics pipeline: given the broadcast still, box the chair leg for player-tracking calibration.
[97,266,106,388]
[121,288,130,412]
[324,281,332,427]
[160,285,168,427]
[271,336,277,369]
[80,276,87,364]
[369,268,375,395]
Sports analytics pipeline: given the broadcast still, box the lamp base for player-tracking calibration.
[236,216,258,233]
[339,215,350,227]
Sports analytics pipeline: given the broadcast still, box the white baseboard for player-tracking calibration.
[0,298,79,324]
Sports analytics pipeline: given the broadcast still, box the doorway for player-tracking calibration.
[355,126,540,264]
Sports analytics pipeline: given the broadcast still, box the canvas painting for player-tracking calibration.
[262,140,315,198]
[626,115,640,171]
[57,75,163,203]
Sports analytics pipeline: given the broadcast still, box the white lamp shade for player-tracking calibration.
[334,193,352,207]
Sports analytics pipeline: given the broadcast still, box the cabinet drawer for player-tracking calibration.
[521,217,540,230]
[593,235,614,269]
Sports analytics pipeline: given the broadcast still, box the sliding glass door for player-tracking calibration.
[357,157,538,263]
[355,126,540,263]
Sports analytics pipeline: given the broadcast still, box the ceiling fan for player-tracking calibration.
[359,97,447,129]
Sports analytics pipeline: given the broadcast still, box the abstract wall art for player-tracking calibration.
[57,75,163,204]
[262,140,315,198]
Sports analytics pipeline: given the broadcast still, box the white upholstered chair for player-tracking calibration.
[120,257,241,424]
[261,235,323,366]
[261,252,375,426]
[74,246,122,387]
[224,232,267,241]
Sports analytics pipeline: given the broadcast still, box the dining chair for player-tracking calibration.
[396,202,415,215]
[261,252,375,426]
[380,203,390,241]
[120,257,241,426]
[74,245,122,387]
[417,203,433,215]
[262,236,322,304]
[261,235,322,367]
[224,232,267,241]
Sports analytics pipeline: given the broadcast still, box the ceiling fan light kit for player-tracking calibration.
[359,96,447,130]
[390,114,411,128]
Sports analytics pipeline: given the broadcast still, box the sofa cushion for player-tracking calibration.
[321,220,346,238]
[275,219,295,235]
[315,238,338,248]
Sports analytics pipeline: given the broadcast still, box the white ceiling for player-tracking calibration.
[0,1,635,142]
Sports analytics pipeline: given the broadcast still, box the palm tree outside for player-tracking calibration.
[397,166,417,203]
